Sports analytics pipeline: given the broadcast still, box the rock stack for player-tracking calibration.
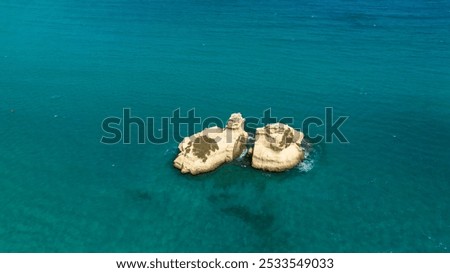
[173,113,248,175]
[174,114,305,175]
[251,123,304,172]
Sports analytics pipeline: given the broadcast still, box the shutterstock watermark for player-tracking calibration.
[100,108,349,145]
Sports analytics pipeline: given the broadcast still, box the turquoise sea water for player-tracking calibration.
[1,0,450,252]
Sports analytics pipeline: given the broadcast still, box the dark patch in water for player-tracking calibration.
[330,11,378,28]
[221,205,274,231]
[207,192,234,203]
[128,190,152,202]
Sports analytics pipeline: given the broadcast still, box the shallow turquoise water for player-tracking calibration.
[1,0,450,252]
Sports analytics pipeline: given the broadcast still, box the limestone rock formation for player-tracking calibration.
[251,123,304,172]
[173,113,248,175]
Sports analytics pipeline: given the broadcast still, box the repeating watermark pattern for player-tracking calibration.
[100,108,349,145]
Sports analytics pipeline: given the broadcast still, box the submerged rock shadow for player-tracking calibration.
[220,205,275,232]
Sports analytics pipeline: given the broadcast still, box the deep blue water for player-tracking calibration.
[1,0,450,252]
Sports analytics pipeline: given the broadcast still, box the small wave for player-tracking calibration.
[297,158,315,173]
[164,146,178,156]
[296,145,321,173]
[50,95,62,100]
[238,147,248,160]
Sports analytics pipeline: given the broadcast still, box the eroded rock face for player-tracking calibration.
[173,113,248,175]
[251,123,304,172]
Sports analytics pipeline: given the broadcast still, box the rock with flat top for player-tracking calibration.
[173,113,248,175]
[251,123,304,172]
